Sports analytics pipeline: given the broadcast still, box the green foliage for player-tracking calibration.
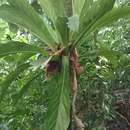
[13,71,43,104]
[0,0,57,49]
[88,6,130,34]
[44,56,71,130]
[78,18,130,129]
[0,41,48,57]
[0,0,130,130]
[55,17,69,45]
[0,63,30,101]
[39,0,66,20]
[73,0,85,15]
[73,0,116,46]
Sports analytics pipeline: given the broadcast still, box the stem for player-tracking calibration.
[71,65,85,130]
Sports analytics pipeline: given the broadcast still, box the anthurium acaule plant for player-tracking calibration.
[0,0,130,130]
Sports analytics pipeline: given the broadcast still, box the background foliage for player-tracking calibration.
[0,0,130,130]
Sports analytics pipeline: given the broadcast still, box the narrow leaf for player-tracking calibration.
[0,41,48,57]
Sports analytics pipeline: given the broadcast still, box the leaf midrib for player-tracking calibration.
[54,57,68,130]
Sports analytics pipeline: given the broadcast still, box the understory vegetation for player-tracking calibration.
[0,0,130,130]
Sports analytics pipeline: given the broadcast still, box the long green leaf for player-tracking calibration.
[0,63,30,101]
[88,6,130,33]
[39,0,72,45]
[44,56,71,130]
[0,41,48,57]
[79,6,130,44]
[79,0,115,31]
[73,0,116,46]
[0,0,57,49]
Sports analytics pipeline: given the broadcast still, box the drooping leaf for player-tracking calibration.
[0,63,30,101]
[44,56,71,130]
[0,41,48,57]
[0,0,57,49]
